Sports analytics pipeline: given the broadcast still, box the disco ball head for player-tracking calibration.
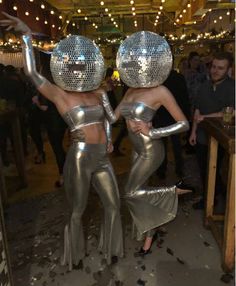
[116,31,173,88]
[50,35,105,92]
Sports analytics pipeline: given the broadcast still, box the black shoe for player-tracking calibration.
[192,198,204,210]
[134,247,152,257]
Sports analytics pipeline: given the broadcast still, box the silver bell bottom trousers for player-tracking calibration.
[124,132,178,238]
[61,142,123,270]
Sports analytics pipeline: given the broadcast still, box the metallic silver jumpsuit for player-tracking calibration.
[120,101,189,238]
[60,104,123,270]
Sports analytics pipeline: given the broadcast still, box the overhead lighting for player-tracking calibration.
[130,0,134,4]
[132,12,136,16]
[13,6,18,10]
[108,13,111,17]
[29,0,34,2]
[66,20,70,24]
[219,16,222,20]
[226,11,230,15]
[52,24,55,28]
[41,4,45,9]
[36,17,39,21]
[77,9,81,13]
[100,1,104,5]
[72,23,75,26]
[25,11,29,16]
[187,3,191,8]
[44,20,48,24]
[160,6,163,10]
[84,16,88,20]
[183,9,186,13]
[132,7,135,11]
[161,0,165,2]
[50,10,54,15]
[105,8,108,12]
[214,20,217,23]
[59,15,63,19]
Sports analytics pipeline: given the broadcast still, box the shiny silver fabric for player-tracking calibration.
[62,105,104,132]
[21,35,47,87]
[61,141,123,270]
[50,35,105,92]
[149,120,189,138]
[116,31,172,88]
[120,101,156,122]
[102,93,117,123]
[124,131,178,237]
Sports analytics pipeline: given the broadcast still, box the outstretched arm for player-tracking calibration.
[0,12,64,104]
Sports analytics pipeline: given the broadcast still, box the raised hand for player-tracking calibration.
[0,12,31,34]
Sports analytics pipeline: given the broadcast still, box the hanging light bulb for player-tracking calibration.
[41,4,45,9]
[13,6,18,10]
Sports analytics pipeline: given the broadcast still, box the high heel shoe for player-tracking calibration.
[135,247,152,257]
[34,152,46,164]
[176,180,194,195]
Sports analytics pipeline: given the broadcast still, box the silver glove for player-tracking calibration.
[104,119,112,145]
[21,34,47,87]
[101,92,117,123]
[149,120,189,139]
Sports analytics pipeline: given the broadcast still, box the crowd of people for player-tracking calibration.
[0,12,234,271]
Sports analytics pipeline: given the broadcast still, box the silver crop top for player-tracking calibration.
[120,101,156,122]
[62,105,104,132]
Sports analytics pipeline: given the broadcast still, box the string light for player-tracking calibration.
[41,4,45,9]
[130,0,134,4]
[59,15,63,19]
[105,8,108,12]
[29,0,34,2]
[50,10,54,15]
[25,11,29,16]
[66,20,70,24]
[227,11,230,16]
[36,17,39,21]
[13,6,18,11]
[44,20,48,24]
[100,1,104,6]
[77,9,81,13]
[84,16,88,20]
[187,3,191,8]
[219,16,222,20]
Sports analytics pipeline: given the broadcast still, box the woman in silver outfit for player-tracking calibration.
[114,31,191,255]
[0,13,123,270]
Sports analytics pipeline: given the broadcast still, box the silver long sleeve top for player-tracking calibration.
[120,101,189,138]
[21,34,46,87]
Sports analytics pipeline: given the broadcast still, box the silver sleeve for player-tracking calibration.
[104,118,112,144]
[148,120,189,139]
[21,34,47,87]
[101,92,117,123]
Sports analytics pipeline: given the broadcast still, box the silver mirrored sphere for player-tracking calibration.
[116,31,172,88]
[50,35,105,92]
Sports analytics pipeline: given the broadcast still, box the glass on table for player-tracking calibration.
[222,106,234,128]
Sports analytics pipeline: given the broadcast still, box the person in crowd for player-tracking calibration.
[113,80,129,156]
[0,12,123,270]
[153,68,191,179]
[113,31,191,255]
[189,52,235,209]
[104,67,118,109]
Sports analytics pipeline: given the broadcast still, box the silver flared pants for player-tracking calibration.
[61,142,123,270]
[125,132,178,238]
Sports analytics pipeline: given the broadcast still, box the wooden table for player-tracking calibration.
[201,118,235,272]
[0,109,27,201]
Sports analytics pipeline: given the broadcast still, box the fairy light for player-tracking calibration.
[41,4,45,9]
[36,16,39,21]
[219,16,222,20]
[66,20,70,24]
[130,0,134,4]
[84,16,88,20]
[29,0,34,2]
[214,19,217,23]
[52,24,55,28]
[161,0,165,2]
[44,20,48,24]
[227,11,230,16]
[13,6,17,10]
[160,6,163,10]
[108,13,111,17]
[183,9,186,13]
[100,1,104,6]
[187,3,191,8]
[105,8,108,12]
[72,22,75,26]
[59,15,63,19]
[77,9,81,13]
[132,12,136,16]
[132,7,135,11]
[50,10,54,15]
[25,11,29,16]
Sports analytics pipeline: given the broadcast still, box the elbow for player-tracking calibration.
[181,120,189,132]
